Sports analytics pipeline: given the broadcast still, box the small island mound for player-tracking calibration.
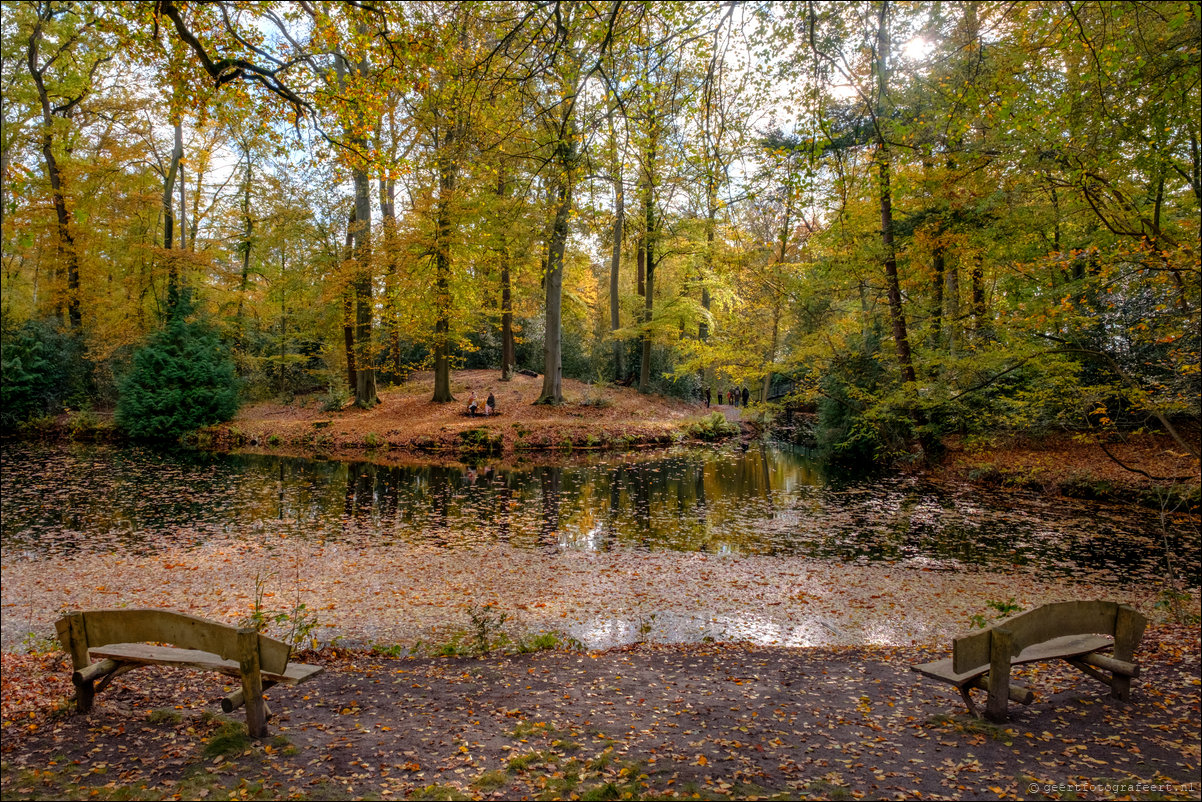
[199,369,741,458]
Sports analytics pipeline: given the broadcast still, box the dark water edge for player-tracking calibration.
[2,441,1198,588]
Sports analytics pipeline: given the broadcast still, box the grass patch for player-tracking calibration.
[506,750,556,774]
[803,778,853,800]
[202,718,251,758]
[927,713,1015,745]
[471,770,509,791]
[411,784,472,801]
[146,708,183,725]
[510,719,557,739]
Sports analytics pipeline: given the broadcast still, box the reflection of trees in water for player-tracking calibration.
[12,444,1194,581]
[539,467,561,551]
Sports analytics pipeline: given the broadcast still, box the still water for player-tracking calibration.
[2,442,1197,586]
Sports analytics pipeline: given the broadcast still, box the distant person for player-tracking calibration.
[467,391,478,416]
[485,390,495,416]
[741,386,749,407]
[704,387,711,408]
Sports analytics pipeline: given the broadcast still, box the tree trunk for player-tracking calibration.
[235,157,253,347]
[607,101,625,381]
[497,169,516,381]
[971,255,986,334]
[931,242,945,346]
[351,167,377,407]
[342,210,357,395]
[501,257,515,381]
[638,139,656,395]
[163,119,183,314]
[27,25,82,330]
[380,175,403,381]
[537,152,572,405]
[610,168,624,381]
[432,133,457,403]
[874,2,917,386]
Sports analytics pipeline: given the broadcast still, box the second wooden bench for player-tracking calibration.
[56,608,323,737]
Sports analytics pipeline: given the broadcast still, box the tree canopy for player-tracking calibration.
[2,0,1197,461]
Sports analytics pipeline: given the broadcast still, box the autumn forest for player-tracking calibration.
[2,0,1196,461]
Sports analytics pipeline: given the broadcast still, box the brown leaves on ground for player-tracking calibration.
[2,627,1199,800]
[937,430,1200,502]
[218,370,711,456]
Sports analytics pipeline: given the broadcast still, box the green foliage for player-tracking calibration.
[117,306,239,441]
[815,328,907,474]
[688,411,739,441]
[0,319,88,429]
[242,572,321,650]
[968,598,1024,629]
[202,719,251,758]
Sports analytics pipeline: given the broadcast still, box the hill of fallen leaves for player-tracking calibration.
[204,370,723,457]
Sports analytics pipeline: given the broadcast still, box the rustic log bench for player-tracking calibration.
[910,600,1146,722]
[55,609,323,737]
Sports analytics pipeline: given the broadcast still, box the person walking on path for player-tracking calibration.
[705,387,711,408]
[741,386,749,407]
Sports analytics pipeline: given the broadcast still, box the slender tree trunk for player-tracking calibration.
[496,169,516,381]
[351,167,377,406]
[946,263,960,356]
[162,119,183,314]
[874,3,917,386]
[607,101,625,381]
[970,255,986,335]
[432,134,457,403]
[27,30,81,329]
[610,167,624,381]
[637,139,656,395]
[537,147,572,405]
[380,175,403,381]
[342,210,357,395]
[236,158,252,346]
[931,242,945,345]
[177,130,187,250]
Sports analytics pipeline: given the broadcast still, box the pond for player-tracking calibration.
[2,442,1198,649]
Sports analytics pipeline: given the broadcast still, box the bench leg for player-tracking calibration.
[986,628,1014,722]
[957,686,980,718]
[237,628,267,738]
[222,681,278,716]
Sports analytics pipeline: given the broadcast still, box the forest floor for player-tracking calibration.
[202,367,1198,509]
[924,430,1200,512]
[1,628,1198,801]
[203,369,723,459]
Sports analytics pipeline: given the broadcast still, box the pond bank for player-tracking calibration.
[921,431,1200,513]
[198,370,736,457]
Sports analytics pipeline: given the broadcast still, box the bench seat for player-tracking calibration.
[89,643,323,686]
[911,633,1113,687]
[910,601,1146,721]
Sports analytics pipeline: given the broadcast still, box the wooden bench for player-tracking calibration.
[910,600,1146,722]
[55,609,323,737]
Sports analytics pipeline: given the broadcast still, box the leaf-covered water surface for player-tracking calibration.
[2,443,1197,650]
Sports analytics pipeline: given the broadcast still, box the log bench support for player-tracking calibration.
[911,601,1147,722]
[55,609,322,738]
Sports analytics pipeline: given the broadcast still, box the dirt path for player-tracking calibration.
[2,629,1198,801]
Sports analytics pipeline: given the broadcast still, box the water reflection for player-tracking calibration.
[0,442,1196,584]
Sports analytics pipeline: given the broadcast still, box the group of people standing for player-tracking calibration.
[704,386,749,408]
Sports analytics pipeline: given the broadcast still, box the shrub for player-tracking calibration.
[0,318,88,429]
[117,305,240,441]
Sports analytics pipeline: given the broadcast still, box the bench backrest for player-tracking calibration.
[54,609,290,675]
[953,600,1146,674]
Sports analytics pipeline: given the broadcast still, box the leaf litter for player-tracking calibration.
[1,442,1199,799]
